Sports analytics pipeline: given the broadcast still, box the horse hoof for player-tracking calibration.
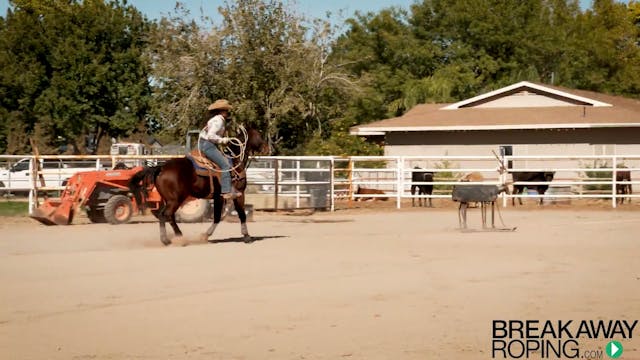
[243,235,253,243]
[161,239,171,246]
[172,236,188,247]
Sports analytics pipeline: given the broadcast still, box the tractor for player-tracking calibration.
[30,166,212,226]
[30,167,159,225]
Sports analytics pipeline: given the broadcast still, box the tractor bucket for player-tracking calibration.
[30,198,74,225]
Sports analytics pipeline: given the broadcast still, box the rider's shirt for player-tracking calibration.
[199,114,226,144]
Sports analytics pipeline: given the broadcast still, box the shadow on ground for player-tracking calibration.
[208,235,289,244]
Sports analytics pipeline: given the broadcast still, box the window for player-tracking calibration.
[11,161,29,172]
[42,160,62,169]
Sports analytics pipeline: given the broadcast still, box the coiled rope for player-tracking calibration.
[196,124,247,173]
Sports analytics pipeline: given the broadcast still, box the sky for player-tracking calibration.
[1,0,595,23]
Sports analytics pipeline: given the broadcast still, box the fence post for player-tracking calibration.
[274,159,279,211]
[348,158,354,203]
[612,155,617,209]
[29,157,38,213]
[295,159,301,208]
[330,158,335,212]
[502,155,509,207]
[397,156,404,209]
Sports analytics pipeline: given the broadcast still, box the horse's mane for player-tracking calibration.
[227,126,267,157]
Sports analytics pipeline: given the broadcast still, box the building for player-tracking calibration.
[350,81,640,159]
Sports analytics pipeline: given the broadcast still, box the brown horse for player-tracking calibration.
[129,127,269,245]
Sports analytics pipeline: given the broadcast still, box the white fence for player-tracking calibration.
[1,154,638,213]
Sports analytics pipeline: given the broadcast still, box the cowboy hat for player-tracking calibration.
[208,99,233,111]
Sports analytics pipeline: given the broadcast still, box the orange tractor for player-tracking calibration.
[31,167,213,225]
[30,167,162,225]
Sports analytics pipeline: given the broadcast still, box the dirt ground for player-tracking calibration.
[0,205,639,359]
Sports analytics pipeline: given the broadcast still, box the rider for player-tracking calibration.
[198,99,242,199]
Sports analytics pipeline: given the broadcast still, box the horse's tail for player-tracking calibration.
[128,166,161,213]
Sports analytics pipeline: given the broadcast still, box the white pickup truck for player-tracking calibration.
[0,158,105,193]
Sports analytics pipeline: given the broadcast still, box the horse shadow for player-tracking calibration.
[208,235,288,244]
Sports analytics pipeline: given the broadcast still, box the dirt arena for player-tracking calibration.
[0,205,639,359]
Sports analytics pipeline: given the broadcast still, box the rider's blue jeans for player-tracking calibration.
[199,139,232,193]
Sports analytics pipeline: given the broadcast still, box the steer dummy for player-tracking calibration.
[452,184,511,230]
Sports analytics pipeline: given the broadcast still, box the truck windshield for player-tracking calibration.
[11,161,29,172]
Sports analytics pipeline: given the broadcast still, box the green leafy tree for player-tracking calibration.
[570,0,640,95]
[302,117,382,156]
[148,0,358,154]
[218,0,359,152]
[0,0,152,154]
[145,4,226,144]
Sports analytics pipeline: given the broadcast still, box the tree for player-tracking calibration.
[148,0,359,153]
[570,0,640,95]
[218,0,361,152]
[144,4,227,144]
[0,0,152,154]
[332,0,640,138]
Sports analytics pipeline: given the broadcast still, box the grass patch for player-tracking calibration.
[0,201,29,216]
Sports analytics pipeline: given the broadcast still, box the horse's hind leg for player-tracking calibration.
[155,204,171,246]
[233,196,252,243]
[161,200,183,245]
[167,207,183,237]
[201,197,225,242]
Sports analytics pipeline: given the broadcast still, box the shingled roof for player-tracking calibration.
[350,81,640,136]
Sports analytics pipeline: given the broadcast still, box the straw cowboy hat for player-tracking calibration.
[208,99,233,111]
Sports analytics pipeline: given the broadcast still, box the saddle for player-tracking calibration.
[187,150,245,199]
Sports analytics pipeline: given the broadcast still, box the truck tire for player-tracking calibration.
[86,207,107,223]
[176,198,210,223]
[104,195,133,225]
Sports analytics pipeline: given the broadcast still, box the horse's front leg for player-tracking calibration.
[233,195,253,243]
[153,204,173,246]
[200,197,224,242]
[164,200,185,245]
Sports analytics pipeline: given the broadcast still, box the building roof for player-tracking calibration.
[350,81,640,136]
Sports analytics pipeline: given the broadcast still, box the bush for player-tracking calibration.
[433,160,460,192]
[582,160,612,191]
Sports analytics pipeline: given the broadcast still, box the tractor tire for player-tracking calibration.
[86,207,107,223]
[176,198,211,223]
[104,195,133,225]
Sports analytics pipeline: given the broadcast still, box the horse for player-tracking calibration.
[510,171,555,206]
[616,168,632,204]
[411,167,433,207]
[355,186,389,201]
[128,127,270,245]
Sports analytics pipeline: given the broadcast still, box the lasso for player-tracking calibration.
[196,125,247,173]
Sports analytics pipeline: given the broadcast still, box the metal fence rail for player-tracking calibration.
[1,154,638,213]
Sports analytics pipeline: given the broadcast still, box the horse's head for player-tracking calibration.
[243,127,271,156]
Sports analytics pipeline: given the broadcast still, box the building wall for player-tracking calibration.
[384,128,640,181]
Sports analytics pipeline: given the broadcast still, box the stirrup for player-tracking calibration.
[222,190,243,200]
